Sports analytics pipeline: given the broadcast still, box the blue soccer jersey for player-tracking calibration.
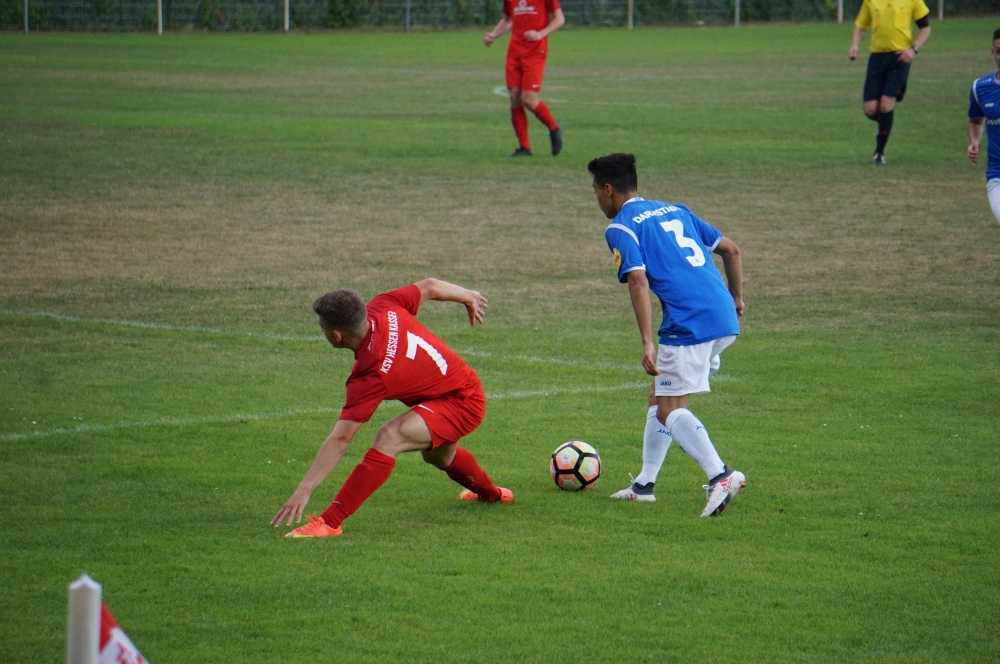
[969,73,1000,181]
[605,197,739,346]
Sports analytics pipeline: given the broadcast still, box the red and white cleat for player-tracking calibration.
[701,469,746,517]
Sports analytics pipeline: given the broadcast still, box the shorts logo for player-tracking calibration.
[660,380,672,386]
[613,248,622,270]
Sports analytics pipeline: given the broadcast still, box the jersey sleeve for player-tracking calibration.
[545,0,561,13]
[605,224,644,284]
[911,0,930,20]
[689,214,724,252]
[854,0,871,29]
[969,81,985,119]
[370,284,422,316]
[339,371,387,423]
[502,0,511,17]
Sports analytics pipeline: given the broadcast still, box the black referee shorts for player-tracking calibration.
[864,52,911,102]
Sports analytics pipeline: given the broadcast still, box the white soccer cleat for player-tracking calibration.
[701,469,746,517]
[610,477,656,502]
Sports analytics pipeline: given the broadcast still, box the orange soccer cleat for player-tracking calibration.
[284,514,343,538]
[458,487,515,504]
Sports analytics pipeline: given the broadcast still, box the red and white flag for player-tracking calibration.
[99,603,149,664]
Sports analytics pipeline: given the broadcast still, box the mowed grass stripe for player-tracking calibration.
[0,309,639,370]
[0,381,649,442]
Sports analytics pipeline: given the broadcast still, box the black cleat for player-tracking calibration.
[873,152,886,165]
[549,126,563,156]
[509,147,533,157]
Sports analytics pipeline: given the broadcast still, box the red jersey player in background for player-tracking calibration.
[484,0,565,157]
[272,278,513,538]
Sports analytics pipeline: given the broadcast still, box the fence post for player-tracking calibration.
[284,0,289,31]
[67,575,101,664]
[837,0,843,23]
[627,0,633,29]
[405,0,411,32]
[937,0,942,19]
[157,0,163,34]
[734,0,740,26]
[23,0,28,33]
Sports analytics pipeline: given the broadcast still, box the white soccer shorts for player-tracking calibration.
[987,179,1000,226]
[654,335,737,397]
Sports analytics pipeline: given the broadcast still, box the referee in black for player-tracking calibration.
[849,0,931,164]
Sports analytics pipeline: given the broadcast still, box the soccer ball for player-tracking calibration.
[550,441,601,491]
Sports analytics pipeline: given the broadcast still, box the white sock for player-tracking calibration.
[634,406,672,486]
[665,408,725,479]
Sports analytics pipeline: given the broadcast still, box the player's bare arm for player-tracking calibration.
[271,418,365,527]
[898,25,930,63]
[626,270,659,377]
[713,237,744,317]
[523,8,565,42]
[413,278,488,327]
[484,16,512,46]
[969,117,985,163]
[849,26,866,60]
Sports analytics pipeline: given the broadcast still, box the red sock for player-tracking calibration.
[511,107,530,149]
[444,447,502,502]
[530,102,559,132]
[321,448,395,529]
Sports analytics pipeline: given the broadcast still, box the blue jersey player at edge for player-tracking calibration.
[588,153,746,517]
[967,26,1000,226]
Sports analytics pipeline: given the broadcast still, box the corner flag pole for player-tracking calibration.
[937,0,942,19]
[24,0,28,33]
[284,0,289,32]
[837,0,843,23]
[627,0,633,29]
[405,0,411,33]
[734,0,740,26]
[157,0,162,34]
[67,574,101,664]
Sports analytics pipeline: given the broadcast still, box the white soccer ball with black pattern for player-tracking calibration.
[550,441,601,491]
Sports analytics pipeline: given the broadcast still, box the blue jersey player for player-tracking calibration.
[588,153,746,517]
[967,27,1000,226]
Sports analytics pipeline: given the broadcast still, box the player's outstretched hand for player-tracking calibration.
[969,142,980,164]
[848,45,858,61]
[271,488,311,527]
[464,290,488,327]
[642,342,659,377]
[484,33,496,46]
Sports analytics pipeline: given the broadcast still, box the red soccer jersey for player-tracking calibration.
[339,285,481,423]
[504,0,560,58]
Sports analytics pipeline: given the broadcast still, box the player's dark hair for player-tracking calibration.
[313,289,367,333]
[588,153,638,194]
[993,27,1000,42]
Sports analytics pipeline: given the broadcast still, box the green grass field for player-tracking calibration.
[2,20,1000,662]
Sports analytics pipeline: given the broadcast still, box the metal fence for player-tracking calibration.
[1,0,996,31]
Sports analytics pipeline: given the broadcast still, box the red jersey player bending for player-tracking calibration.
[272,279,513,538]
[484,0,565,157]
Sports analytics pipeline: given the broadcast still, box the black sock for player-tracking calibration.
[876,110,894,154]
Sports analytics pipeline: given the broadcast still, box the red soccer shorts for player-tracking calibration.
[412,382,487,448]
[506,54,547,92]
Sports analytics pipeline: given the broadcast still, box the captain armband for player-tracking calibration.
[915,15,929,29]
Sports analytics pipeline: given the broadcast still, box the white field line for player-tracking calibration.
[0,381,648,442]
[0,310,638,371]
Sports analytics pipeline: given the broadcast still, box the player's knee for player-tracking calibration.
[372,422,406,457]
[863,105,878,119]
[879,100,895,114]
